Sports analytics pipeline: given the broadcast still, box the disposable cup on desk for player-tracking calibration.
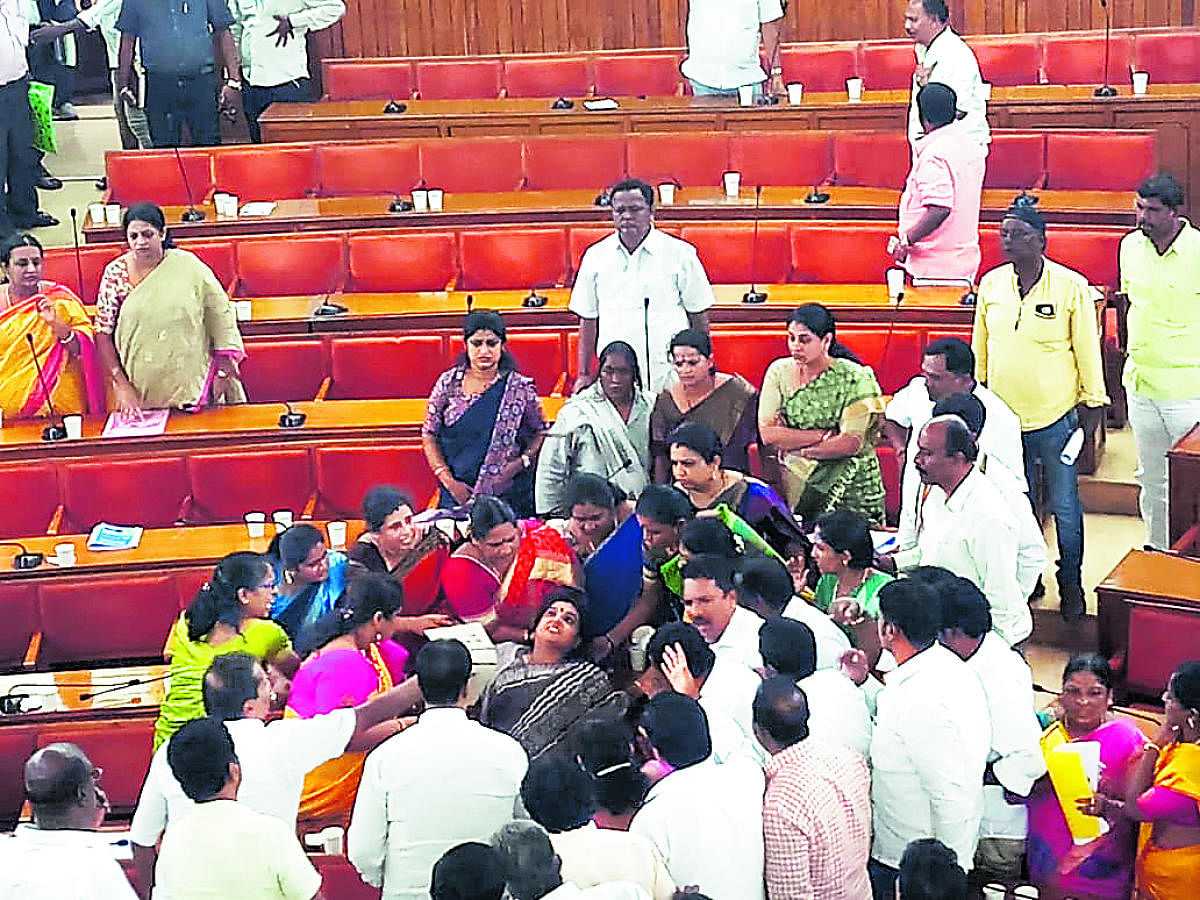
[216,193,239,218]
[412,189,428,212]
[63,414,82,439]
[272,510,293,533]
[427,188,444,211]
[322,826,345,855]
[846,77,863,102]
[1132,71,1149,95]
[54,542,76,567]
[88,203,105,226]
[981,886,1005,900]
[327,520,347,549]
[723,171,741,198]
[234,300,252,321]
[104,204,121,225]
[1011,886,1038,899]
[737,85,754,106]
[886,267,905,299]
[245,512,266,539]
[786,83,804,104]
[657,183,675,204]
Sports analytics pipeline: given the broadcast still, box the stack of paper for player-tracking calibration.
[87,523,144,552]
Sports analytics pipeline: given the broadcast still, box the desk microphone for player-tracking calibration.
[78,672,171,702]
[388,195,414,213]
[69,207,85,298]
[642,297,651,387]
[174,146,205,222]
[1013,190,1039,208]
[912,275,978,306]
[0,541,43,570]
[382,100,407,114]
[804,184,830,204]
[522,287,549,308]
[743,185,768,304]
[465,293,473,313]
[25,334,66,441]
[313,300,347,317]
[1095,0,1118,98]
[278,402,306,429]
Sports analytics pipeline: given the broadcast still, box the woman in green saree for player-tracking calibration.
[758,304,886,526]
[95,203,245,413]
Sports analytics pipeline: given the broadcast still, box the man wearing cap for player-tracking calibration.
[890,83,986,284]
[903,0,988,149]
[972,205,1108,621]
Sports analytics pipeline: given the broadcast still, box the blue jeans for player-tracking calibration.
[688,78,762,97]
[145,70,220,147]
[868,858,898,900]
[1022,408,1083,587]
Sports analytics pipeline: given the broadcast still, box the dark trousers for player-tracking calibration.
[868,858,898,900]
[242,77,311,142]
[1022,407,1084,588]
[0,76,38,236]
[29,0,75,108]
[145,70,220,147]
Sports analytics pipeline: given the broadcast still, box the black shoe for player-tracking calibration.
[18,211,59,228]
[94,176,108,191]
[1059,582,1086,622]
[36,175,63,190]
[52,102,79,121]
[1029,575,1046,603]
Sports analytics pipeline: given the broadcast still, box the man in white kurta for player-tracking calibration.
[903,0,989,149]
[679,0,784,95]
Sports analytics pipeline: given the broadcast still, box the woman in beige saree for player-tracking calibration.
[95,203,245,413]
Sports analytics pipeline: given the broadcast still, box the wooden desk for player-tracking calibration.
[80,185,1136,243]
[1168,423,1200,553]
[0,664,168,717]
[1095,549,1200,698]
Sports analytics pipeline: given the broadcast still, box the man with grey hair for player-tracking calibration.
[491,821,651,900]
[891,415,1031,646]
[0,743,138,898]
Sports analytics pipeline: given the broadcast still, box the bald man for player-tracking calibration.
[0,742,138,898]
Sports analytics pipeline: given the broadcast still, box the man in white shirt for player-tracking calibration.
[493,821,650,900]
[349,640,529,900]
[682,553,765,670]
[903,0,989,149]
[932,571,1045,883]
[0,0,43,236]
[680,0,784,97]
[884,336,1026,540]
[866,578,990,900]
[227,0,344,142]
[0,742,138,899]
[630,692,766,900]
[646,620,765,765]
[891,416,1034,646]
[571,179,714,393]
[131,652,421,893]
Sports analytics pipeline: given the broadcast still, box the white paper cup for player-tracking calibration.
[272,510,294,533]
[327,520,347,549]
[786,82,804,104]
[245,512,266,539]
[88,203,105,226]
[658,182,675,204]
[629,624,655,672]
[234,300,252,321]
[981,81,993,100]
[1011,887,1039,899]
[846,77,864,102]
[886,267,905,299]
[322,826,345,855]
[723,171,741,198]
[1132,71,1149,94]
[224,194,240,218]
[981,886,1005,900]
[427,188,444,211]
[412,189,429,212]
[104,203,121,225]
[737,85,754,106]
[54,542,76,567]
[63,414,82,439]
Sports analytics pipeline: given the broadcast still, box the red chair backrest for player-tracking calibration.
[235,236,345,297]
[415,59,503,100]
[838,326,924,394]
[41,245,119,305]
[327,336,447,399]
[592,53,682,97]
[859,43,915,90]
[626,133,729,189]
[37,574,178,667]
[181,240,237,290]
[503,57,591,98]
[0,463,60,539]
[186,449,314,523]
[1043,34,1134,85]
[970,37,1042,87]
[680,224,791,285]
[568,227,613,278]
[315,444,436,516]
[1045,132,1155,191]
[213,146,318,202]
[1126,604,1200,695]
[240,338,328,403]
[316,142,422,196]
[779,45,859,93]
[729,132,835,188]
[419,137,525,193]
[1045,228,1121,289]
[458,228,569,290]
[61,457,189,532]
[876,443,901,525]
[324,61,413,100]
[35,718,155,813]
[984,132,1045,190]
[978,224,1005,277]
[0,583,38,670]
[0,725,36,829]
[790,223,894,283]
[833,132,910,189]
[105,149,214,207]
[506,332,567,395]
[522,136,627,192]
[347,231,458,292]
[711,329,782,388]
[1134,32,1200,84]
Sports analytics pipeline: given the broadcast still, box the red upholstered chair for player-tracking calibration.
[235,236,345,297]
[711,330,783,388]
[779,44,858,93]
[105,149,214,207]
[415,59,503,100]
[186,450,314,524]
[327,336,447,399]
[568,227,612,279]
[212,146,318,202]
[240,338,328,403]
[1134,31,1200,84]
[833,132,910,189]
[503,57,590,98]
[173,567,213,610]
[506,332,566,395]
[61,457,189,532]
[35,718,155,814]
[0,463,60,538]
[458,228,569,290]
[838,327,924,394]
[347,231,458,292]
[626,133,730,189]
[1125,604,1200,696]
[181,240,236,290]
[314,856,382,899]
[37,574,179,667]
[522,136,627,191]
[859,42,915,91]
[984,132,1045,190]
[316,142,422,196]
[680,224,791,285]
[729,132,835,188]
[0,583,38,670]
[876,444,901,525]
[978,225,1005,278]
[1045,228,1121,290]
[1045,132,1155,192]
[592,53,682,97]
[789,223,894,283]
[40,245,120,305]
[970,37,1042,87]
[0,726,36,829]
[323,61,414,100]
[1043,34,1134,86]
[314,444,437,517]
[419,138,524,193]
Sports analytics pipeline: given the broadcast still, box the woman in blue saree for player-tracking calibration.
[269,524,349,642]
[422,309,547,517]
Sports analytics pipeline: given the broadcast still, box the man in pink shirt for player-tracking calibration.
[890,82,986,284]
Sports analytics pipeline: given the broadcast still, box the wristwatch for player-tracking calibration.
[770,67,783,75]
[225,79,242,91]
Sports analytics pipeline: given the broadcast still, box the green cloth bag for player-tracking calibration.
[28,80,57,155]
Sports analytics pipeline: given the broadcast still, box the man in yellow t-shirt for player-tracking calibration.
[1119,174,1200,550]
[972,205,1109,622]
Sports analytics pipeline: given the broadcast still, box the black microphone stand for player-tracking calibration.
[743,185,767,304]
[25,334,66,440]
[1095,0,1118,97]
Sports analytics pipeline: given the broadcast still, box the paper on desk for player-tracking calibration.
[583,98,619,111]
[87,522,144,551]
[102,408,169,438]
[239,201,277,216]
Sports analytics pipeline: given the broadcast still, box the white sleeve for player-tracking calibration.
[966,517,1030,646]
[885,380,919,427]
[289,0,345,34]
[347,755,388,887]
[677,246,715,314]
[757,0,784,23]
[128,747,171,848]
[89,857,140,899]
[568,249,601,319]
[266,819,323,900]
[276,709,357,780]
[986,657,1047,796]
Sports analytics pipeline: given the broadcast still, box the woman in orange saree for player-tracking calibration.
[0,234,103,419]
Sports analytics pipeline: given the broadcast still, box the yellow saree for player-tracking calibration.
[1137,742,1200,899]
